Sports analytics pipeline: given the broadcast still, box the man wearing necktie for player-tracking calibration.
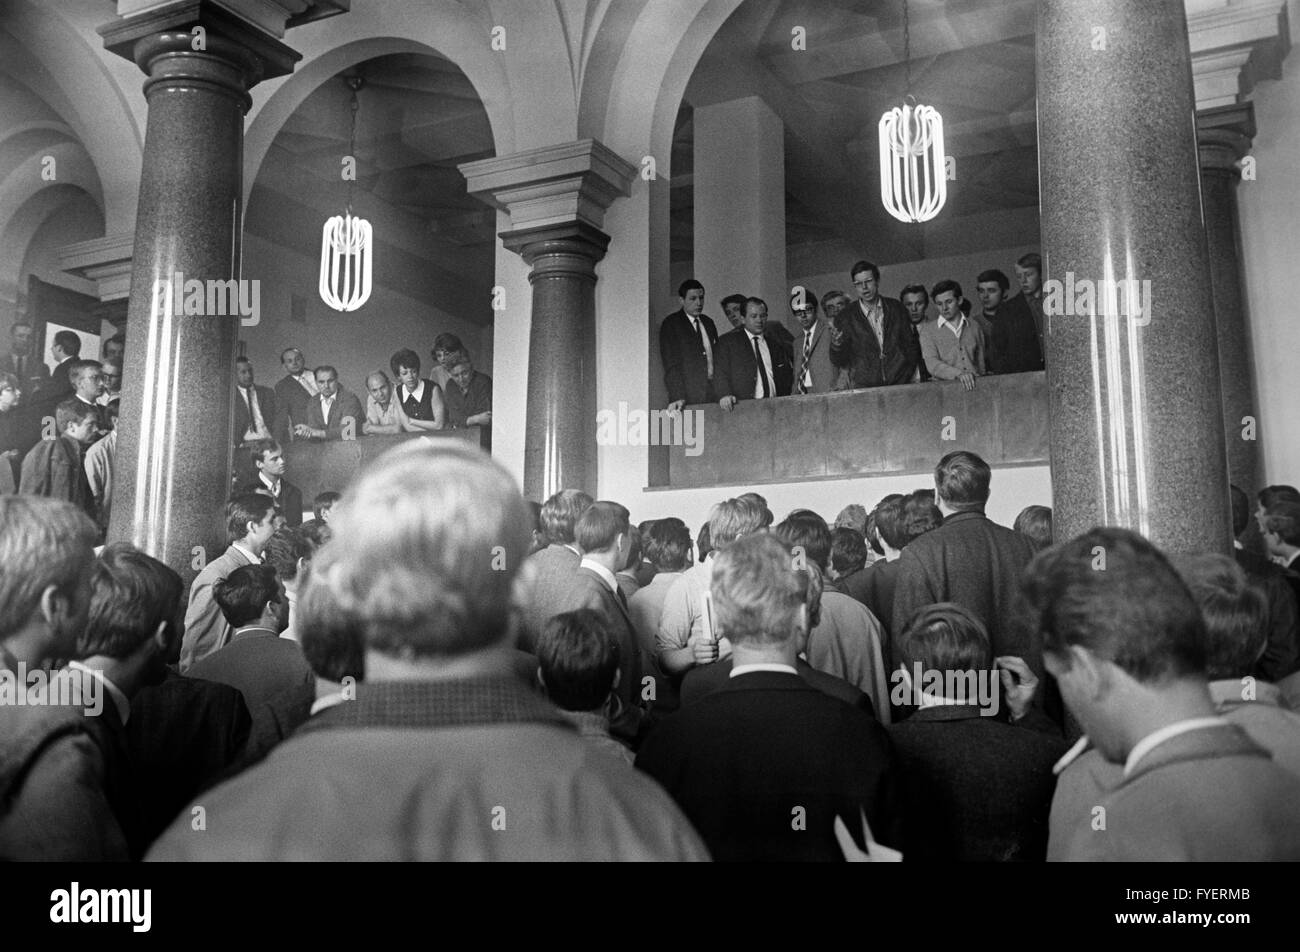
[715,297,794,411]
[233,357,278,446]
[791,287,837,394]
[660,279,720,413]
[273,347,320,440]
[5,322,51,396]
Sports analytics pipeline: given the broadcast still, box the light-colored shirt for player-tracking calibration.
[366,394,404,428]
[319,393,336,421]
[66,660,130,725]
[688,315,714,379]
[240,386,268,439]
[859,297,885,347]
[230,542,262,565]
[399,380,426,405]
[656,558,733,658]
[1124,717,1229,776]
[84,429,116,512]
[293,372,319,396]
[731,663,798,678]
[629,570,683,656]
[918,314,985,379]
[748,332,775,399]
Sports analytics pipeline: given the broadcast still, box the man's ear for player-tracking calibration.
[151,619,170,654]
[38,584,63,626]
[1068,644,1107,702]
[535,667,546,693]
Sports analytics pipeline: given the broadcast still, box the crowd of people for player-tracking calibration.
[0,324,493,532]
[660,253,1045,408]
[4,442,1298,861]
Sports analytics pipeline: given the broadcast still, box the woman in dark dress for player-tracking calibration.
[389,348,445,430]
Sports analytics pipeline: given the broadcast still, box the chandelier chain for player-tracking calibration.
[903,0,911,97]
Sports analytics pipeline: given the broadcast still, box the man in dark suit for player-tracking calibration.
[887,603,1065,861]
[4,322,51,395]
[791,286,837,394]
[659,279,720,412]
[637,533,901,861]
[899,285,932,382]
[520,489,594,649]
[187,564,314,748]
[1230,484,1299,681]
[297,365,364,441]
[976,269,1044,374]
[273,347,318,439]
[240,439,303,526]
[45,329,81,402]
[233,356,278,445]
[549,501,645,740]
[714,297,793,410]
[830,260,920,388]
[892,451,1039,679]
[1030,528,1300,861]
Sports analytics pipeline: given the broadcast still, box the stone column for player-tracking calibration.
[693,96,787,325]
[99,3,312,575]
[1037,0,1231,554]
[1198,104,1259,498]
[461,141,635,500]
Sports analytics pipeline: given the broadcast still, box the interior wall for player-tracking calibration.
[238,232,492,401]
[1237,0,1300,487]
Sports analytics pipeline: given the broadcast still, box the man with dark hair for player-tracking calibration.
[893,451,1039,678]
[829,525,870,605]
[4,321,50,394]
[262,526,310,642]
[19,399,99,525]
[189,563,313,747]
[522,489,594,649]
[1039,530,1300,860]
[888,602,1065,861]
[298,366,364,441]
[791,286,836,394]
[149,441,707,860]
[920,280,985,390]
[550,501,644,738]
[899,284,931,382]
[536,609,633,764]
[241,439,303,526]
[629,517,692,710]
[273,347,318,439]
[829,259,920,388]
[658,497,768,676]
[1013,505,1052,552]
[0,497,118,860]
[430,333,465,391]
[860,495,907,640]
[775,513,890,718]
[444,352,492,447]
[637,533,900,861]
[1263,501,1300,571]
[68,359,108,439]
[180,492,278,671]
[719,293,747,331]
[233,356,277,446]
[660,278,720,412]
[102,332,125,372]
[978,268,1043,373]
[714,297,793,410]
[1230,484,1299,681]
[47,329,81,401]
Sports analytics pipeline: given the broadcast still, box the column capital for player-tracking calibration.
[1189,0,1290,110]
[459,139,637,236]
[98,0,339,82]
[1197,102,1257,173]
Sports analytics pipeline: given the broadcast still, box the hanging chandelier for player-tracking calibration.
[878,0,948,224]
[319,76,373,312]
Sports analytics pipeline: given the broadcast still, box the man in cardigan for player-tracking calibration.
[919,280,986,391]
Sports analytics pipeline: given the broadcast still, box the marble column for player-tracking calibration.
[461,141,635,500]
[100,9,300,575]
[1037,0,1231,554]
[502,223,610,498]
[1198,104,1259,498]
[693,97,788,327]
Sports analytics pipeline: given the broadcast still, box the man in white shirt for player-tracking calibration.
[1030,526,1300,860]
[714,297,793,410]
[233,357,276,445]
[660,279,720,412]
[296,365,363,441]
[84,400,119,534]
[918,279,985,391]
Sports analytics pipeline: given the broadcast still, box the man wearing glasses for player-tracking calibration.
[789,286,838,394]
[829,259,921,389]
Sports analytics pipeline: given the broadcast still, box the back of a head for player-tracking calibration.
[299,442,531,659]
[1259,485,1300,510]
[874,495,908,551]
[1013,505,1053,553]
[536,609,620,712]
[830,526,868,576]
[575,501,630,555]
[298,563,363,685]
[263,527,309,583]
[53,329,80,357]
[313,491,341,521]
[901,492,943,545]
[897,602,992,674]
[646,517,691,572]
[1264,501,1300,547]
[934,451,991,512]
[0,496,98,643]
[772,512,832,571]
[709,496,768,551]
[1020,527,1205,684]
[736,492,773,529]
[1173,553,1268,681]
[711,533,805,649]
[78,543,183,660]
[214,564,280,629]
[834,504,868,535]
[540,489,594,546]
